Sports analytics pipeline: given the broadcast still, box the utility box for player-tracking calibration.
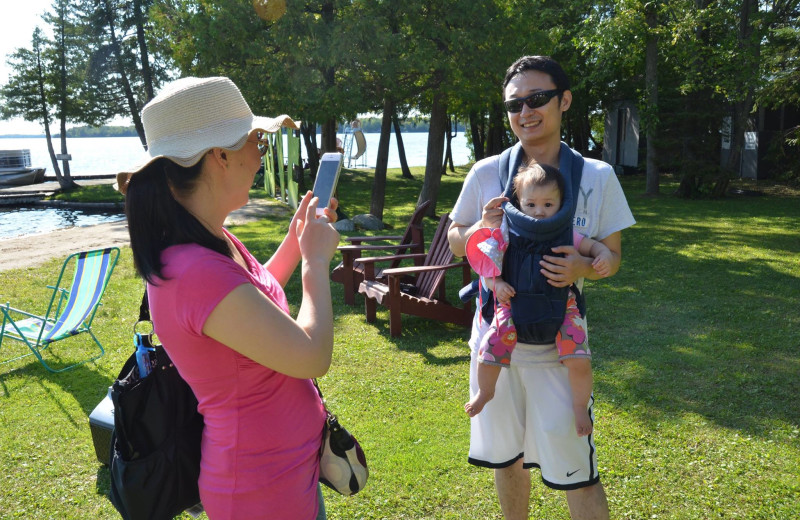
[603,101,640,175]
[740,132,758,179]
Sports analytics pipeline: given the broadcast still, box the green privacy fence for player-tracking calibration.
[262,128,302,209]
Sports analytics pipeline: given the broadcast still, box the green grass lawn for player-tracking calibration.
[1,167,798,519]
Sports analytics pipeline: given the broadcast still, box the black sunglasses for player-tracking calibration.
[503,89,562,113]
[249,131,268,156]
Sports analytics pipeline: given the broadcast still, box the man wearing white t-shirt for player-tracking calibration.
[448,55,636,520]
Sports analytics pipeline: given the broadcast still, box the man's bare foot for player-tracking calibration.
[465,390,494,417]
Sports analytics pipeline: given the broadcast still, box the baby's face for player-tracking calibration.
[517,182,561,219]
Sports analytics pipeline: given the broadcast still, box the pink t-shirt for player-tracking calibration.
[573,229,584,249]
[148,230,326,520]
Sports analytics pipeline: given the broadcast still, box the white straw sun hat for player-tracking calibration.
[115,76,300,194]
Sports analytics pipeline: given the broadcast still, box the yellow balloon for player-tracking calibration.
[253,0,287,22]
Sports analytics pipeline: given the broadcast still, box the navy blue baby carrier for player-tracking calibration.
[479,142,587,345]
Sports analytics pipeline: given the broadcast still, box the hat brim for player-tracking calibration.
[466,227,504,278]
[114,114,301,194]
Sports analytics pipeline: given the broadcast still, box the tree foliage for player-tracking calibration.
[3,0,799,197]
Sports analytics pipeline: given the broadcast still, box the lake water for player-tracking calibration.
[0,131,473,240]
[0,206,124,240]
[0,130,473,177]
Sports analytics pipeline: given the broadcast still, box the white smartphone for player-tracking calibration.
[313,152,343,215]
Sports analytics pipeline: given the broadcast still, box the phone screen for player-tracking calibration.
[313,153,342,214]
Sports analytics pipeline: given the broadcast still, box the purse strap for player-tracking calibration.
[312,379,326,408]
[139,287,150,321]
[312,378,338,422]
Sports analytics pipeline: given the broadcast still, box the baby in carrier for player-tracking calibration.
[465,163,612,437]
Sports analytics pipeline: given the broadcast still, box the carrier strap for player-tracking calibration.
[480,142,586,336]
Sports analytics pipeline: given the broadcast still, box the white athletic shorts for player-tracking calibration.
[467,316,600,490]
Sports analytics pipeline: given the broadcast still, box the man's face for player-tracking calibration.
[504,70,571,149]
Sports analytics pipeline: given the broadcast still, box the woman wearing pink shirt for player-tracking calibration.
[116,76,340,520]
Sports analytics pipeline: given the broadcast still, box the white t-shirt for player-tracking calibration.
[450,152,636,367]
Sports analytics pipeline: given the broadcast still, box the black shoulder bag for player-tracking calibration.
[109,291,205,520]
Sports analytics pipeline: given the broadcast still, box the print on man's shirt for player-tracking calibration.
[575,186,593,234]
[578,186,593,212]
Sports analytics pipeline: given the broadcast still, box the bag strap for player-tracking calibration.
[498,146,512,193]
[312,379,329,411]
[313,379,339,425]
[139,287,150,322]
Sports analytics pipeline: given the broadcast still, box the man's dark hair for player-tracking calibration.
[502,55,571,93]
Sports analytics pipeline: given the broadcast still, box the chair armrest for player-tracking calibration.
[1,305,45,320]
[354,253,428,265]
[381,261,469,278]
[345,235,403,245]
[338,242,423,254]
[357,253,429,280]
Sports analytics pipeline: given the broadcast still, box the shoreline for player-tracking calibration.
[0,197,287,272]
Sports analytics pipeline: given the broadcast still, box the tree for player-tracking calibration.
[644,1,660,195]
[757,3,800,182]
[409,0,509,216]
[1,0,98,191]
[151,0,366,174]
[0,29,71,186]
[80,0,165,148]
[392,110,414,179]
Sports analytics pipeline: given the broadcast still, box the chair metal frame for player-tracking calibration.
[1,247,120,373]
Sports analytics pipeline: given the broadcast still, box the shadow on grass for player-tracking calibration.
[0,346,113,417]
[332,291,471,367]
[590,191,800,437]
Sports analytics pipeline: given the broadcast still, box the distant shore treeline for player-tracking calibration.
[1,117,467,138]
[0,125,139,138]
[351,117,467,134]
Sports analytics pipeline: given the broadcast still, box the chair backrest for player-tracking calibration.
[43,248,119,343]
[398,200,431,254]
[416,213,454,299]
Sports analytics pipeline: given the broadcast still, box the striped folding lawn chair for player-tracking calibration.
[1,247,120,373]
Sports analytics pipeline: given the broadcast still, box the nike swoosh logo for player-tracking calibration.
[566,469,581,477]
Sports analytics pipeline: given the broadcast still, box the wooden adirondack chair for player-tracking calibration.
[331,200,431,305]
[357,213,473,337]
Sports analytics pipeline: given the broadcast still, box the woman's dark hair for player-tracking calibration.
[125,157,230,283]
[502,55,571,93]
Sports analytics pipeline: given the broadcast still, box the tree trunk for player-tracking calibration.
[419,91,448,217]
[370,97,394,220]
[301,122,319,178]
[133,0,154,103]
[34,42,65,183]
[101,0,146,149]
[714,0,759,198]
[566,105,592,155]
[392,110,413,179]
[469,110,485,162]
[55,13,75,190]
[645,2,660,196]
[321,117,337,154]
[441,116,454,175]
[676,106,698,198]
[486,102,507,156]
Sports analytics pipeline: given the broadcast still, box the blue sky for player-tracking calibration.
[1,1,54,135]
